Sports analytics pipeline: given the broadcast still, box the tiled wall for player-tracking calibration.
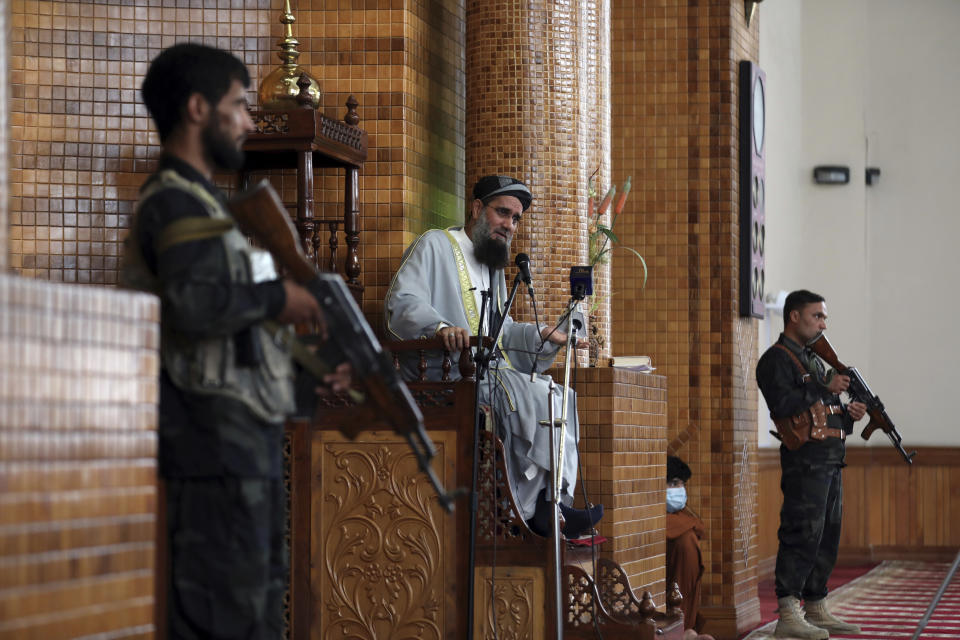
[570,367,670,602]
[298,0,466,320]
[0,274,159,638]
[7,0,466,323]
[610,0,761,634]
[465,0,612,352]
[1,0,8,270]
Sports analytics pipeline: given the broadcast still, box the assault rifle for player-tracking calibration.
[228,180,457,511]
[807,332,917,465]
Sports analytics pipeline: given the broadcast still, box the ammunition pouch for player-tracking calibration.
[772,401,845,450]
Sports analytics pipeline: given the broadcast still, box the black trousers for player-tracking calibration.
[165,476,287,640]
[774,448,843,601]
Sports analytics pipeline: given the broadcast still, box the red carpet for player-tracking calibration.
[742,564,877,637]
[742,561,960,639]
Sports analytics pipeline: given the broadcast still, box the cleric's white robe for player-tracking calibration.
[385,227,581,520]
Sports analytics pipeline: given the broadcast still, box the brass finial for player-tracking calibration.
[258,0,321,111]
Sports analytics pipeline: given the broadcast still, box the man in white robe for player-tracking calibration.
[385,175,603,538]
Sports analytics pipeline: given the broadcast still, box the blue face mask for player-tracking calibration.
[666,487,687,513]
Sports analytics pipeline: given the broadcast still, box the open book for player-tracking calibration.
[611,355,656,372]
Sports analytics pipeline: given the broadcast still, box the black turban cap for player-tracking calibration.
[473,175,532,211]
[667,456,692,483]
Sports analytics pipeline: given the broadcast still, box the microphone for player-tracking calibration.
[514,253,533,286]
[569,265,593,300]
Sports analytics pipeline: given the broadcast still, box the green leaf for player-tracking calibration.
[598,226,618,243]
[614,246,648,288]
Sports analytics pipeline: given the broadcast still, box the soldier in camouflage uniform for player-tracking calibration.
[124,44,349,639]
[756,290,866,639]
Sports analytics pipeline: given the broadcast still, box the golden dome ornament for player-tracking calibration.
[258,0,320,110]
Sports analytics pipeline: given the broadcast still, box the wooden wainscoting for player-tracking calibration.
[756,449,782,580]
[756,446,960,580]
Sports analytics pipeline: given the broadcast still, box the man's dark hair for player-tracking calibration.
[141,43,250,143]
[667,456,691,483]
[783,289,825,327]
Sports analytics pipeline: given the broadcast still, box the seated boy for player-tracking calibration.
[666,455,714,640]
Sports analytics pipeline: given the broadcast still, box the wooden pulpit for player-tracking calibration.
[240,97,368,298]
[284,341,686,639]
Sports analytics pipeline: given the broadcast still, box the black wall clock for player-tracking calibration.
[739,60,766,318]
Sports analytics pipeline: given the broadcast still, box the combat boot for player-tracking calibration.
[805,598,861,634]
[773,596,829,639]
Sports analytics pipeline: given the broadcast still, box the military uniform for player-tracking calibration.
[123,156,295,639]
[756,333,853,602]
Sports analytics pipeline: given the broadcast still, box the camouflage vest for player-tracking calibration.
[122,169,295,423]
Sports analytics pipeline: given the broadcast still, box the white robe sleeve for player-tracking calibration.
[385,230,459,341]
[501,317,561,373]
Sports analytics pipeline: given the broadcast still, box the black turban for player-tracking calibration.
[667,456,692,483]
[472,175,532,211]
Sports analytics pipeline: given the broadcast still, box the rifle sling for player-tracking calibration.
[773,343,811,382]
[156,217,236,255]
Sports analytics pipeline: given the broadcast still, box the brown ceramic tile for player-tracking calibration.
[0,273,159,636]
[611,0,760,623]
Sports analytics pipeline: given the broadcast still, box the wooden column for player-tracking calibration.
[344,166,361,290]
[297,150,315,261]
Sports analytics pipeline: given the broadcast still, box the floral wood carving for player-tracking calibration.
[321,443,444,639]
[477,431,533,543]
[411,388,456,409]
[254,111,289,134]
[596,558,641,620]
[566,566,599,628]
[316,388,454,410]
[317,390,359,408]
[480,575,536,640]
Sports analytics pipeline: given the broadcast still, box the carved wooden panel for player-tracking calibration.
[473,566,545,640]
[312,430,456,639]
[477,430,536,546]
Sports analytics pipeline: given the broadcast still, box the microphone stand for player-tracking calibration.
[486,271,525,357]
[467,265,527,640]
[544,377,564,640]
[543,296,582,640]
[466,279,491,640]
[554,297,582,505]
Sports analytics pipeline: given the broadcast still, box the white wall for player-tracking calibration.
[758,0,960,447]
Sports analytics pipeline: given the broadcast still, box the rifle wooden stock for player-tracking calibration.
[227,179,317,285]
[806,332,847,372]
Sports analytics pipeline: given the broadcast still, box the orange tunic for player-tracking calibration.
[666,510,706,631]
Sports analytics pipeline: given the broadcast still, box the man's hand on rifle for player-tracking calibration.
[846,401,867,421]
[318,362,353,396]
[277,279,328,338]
[827,373,851,395]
